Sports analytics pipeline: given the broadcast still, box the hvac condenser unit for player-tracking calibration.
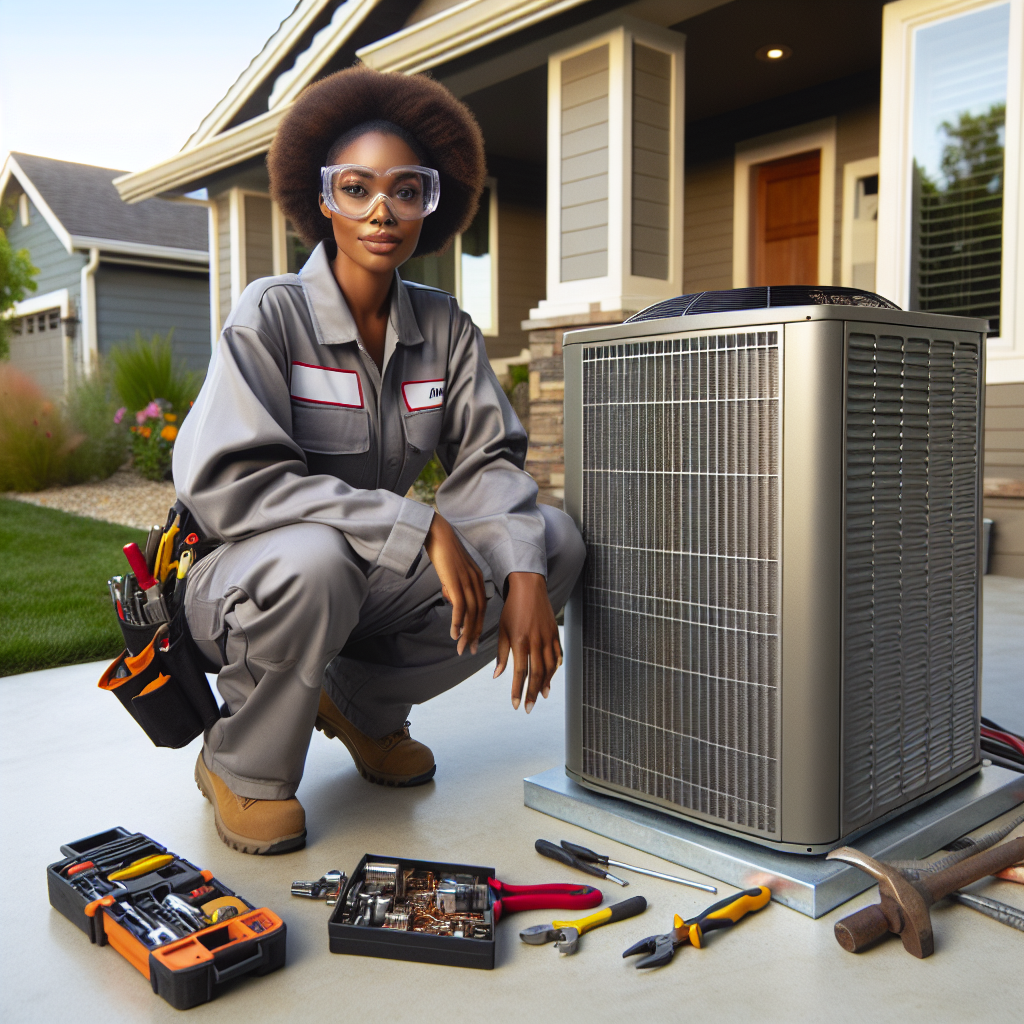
[562,286,987,854]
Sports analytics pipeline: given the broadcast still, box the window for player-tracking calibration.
[401,179,498,334]
[878,0,1024,381]
[910,3,1009,331]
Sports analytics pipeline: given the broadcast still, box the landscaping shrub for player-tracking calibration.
[64,360,130,483]
[410,454,447,505]
[0,365,82,491]
[109,331,202,481]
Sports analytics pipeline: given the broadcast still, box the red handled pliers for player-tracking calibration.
[487,878,602,922]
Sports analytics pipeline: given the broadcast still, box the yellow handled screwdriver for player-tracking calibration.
[622,886,771,968]
[107,854,174,881]
[520,896,647,954]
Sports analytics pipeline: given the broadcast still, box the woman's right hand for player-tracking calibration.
[424,512,487,656]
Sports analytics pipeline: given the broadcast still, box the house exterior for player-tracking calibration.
[114,0,1024,574]
[0,153,211,395]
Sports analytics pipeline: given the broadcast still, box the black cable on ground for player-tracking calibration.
[982,736,1024,765]
[982,716,1024,742]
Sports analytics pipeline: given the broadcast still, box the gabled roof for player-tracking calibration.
[1,153,208,261]
[186,0,343,148]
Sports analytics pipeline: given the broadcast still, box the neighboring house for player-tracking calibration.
[0,152,211,395]
[115,0,1024,574]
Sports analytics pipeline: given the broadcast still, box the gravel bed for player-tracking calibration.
[5,468,177,530]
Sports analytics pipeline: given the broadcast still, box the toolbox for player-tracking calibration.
[329,854,498,969]
[48,827,287,1010]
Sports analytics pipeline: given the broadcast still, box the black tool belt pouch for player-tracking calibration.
[100,502,220,749]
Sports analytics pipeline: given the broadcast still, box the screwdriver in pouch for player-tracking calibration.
[535,839,629,886]
[561,841,717,894]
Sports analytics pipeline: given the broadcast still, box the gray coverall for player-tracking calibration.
[173,241,585,800]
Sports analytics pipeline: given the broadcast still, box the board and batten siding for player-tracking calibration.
[95,265,211,372]
[682,158,734,293]
[5,196,86,299]
[632,43,671,280]
[244,195,274,284]
[561,45,609,283]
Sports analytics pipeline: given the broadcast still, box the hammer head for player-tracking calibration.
[554,927,581,955]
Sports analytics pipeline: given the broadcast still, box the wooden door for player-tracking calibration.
[753,151,820,285]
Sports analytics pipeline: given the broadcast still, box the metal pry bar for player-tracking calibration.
[948,891,1024,931]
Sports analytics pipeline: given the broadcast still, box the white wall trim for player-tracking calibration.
[732,118,837,288]
[6,287,69,320]
[80,248,100,378]
[229,188,245,308]
[18,193,29,226]
[271,201,288,277]
[68,235,208,264]
[877,0,1024,383]
[534,21,685,319]
[841,155,880,287]
[0,154,74,253]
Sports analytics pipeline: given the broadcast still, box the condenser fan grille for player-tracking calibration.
[580,332,781,834]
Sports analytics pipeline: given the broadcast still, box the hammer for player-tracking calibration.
[827,834,1024,958]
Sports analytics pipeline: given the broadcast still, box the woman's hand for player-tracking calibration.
[424,512,486,655]
[493,572,562,713]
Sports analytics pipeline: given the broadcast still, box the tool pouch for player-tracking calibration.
[99,587,220,748]
[101,515,221,748]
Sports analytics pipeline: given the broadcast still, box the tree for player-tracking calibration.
[0,204,39,359]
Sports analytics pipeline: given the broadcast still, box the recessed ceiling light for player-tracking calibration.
[755,44,793,62]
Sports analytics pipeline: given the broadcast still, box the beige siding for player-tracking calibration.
[683,158,733,292]
[632,43,671,280]
[985,382,1024,478]
[245,195,274,284]
[215,191,232,328]
[833,105,880,285]
[561,45,609,282]
[492,201,546,359]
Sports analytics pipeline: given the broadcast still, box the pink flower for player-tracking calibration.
[136,409,147,425]
[144,400,162,419]
[113,406,126,425]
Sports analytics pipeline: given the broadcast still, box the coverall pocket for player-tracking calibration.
[291,401,370,455]
[403,409,443,454]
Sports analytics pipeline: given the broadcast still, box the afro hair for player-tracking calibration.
[268,66,486,258]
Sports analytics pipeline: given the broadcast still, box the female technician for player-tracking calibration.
[173,67,585,854]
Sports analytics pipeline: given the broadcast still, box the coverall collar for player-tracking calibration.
[298,241,425,349]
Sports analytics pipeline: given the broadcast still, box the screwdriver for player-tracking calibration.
[561,841,717,894]
[536,839,629,886]
[108,854,174,881]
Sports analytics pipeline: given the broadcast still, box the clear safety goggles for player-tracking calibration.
[320,164,440,221]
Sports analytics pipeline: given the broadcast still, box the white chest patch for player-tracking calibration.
[290,362,364,408]
[402,379,445,411]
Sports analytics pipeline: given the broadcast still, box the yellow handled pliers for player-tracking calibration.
[520,896,647,954]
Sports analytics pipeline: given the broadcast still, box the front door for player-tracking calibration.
[753,151,820,286]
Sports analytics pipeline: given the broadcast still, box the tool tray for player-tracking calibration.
[48,827,286,1010]
[329,854,497,969]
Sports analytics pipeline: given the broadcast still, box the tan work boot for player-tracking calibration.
[315,690,436,787]
[194,753,306,855]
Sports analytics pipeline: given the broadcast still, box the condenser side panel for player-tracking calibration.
[840,325,983,836]
[564,344,585,778]
[778,320,844,845]
[576,330,782,840]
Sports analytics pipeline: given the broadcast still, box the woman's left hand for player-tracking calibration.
[493,572,562,713]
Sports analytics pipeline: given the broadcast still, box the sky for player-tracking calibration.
[0,0,299,173]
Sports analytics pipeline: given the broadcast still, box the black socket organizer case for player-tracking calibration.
[47,827,287,1010]
[329,854,497,969]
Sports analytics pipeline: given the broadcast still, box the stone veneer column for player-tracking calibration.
[522,307,629,507]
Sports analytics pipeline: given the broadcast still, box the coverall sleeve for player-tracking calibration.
[172,322,434,576]
[433,302,547,593]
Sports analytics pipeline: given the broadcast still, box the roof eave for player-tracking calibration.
[356,0,592,74]
[69,236,209,263]
[0,154,75,253]
[113,108,286,204]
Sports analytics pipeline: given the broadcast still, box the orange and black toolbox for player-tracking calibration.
[47,827,286,1010]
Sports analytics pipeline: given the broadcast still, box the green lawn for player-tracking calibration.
[0,499,147,675]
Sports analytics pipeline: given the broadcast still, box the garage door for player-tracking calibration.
[8,308,65,396]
